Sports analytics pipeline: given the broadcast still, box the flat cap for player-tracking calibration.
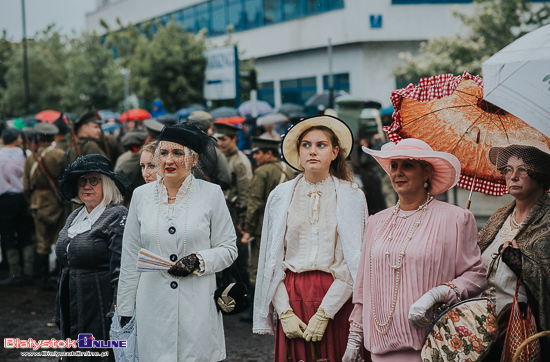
[34,122,59,136]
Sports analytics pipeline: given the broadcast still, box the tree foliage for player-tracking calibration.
[394,0,550,83]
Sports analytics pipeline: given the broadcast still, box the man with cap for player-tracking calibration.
[52,113,70,152]
[22,123,65,290]
[188,111,231,190]
[214,122,253,287]
[65,109,124,164]
[239,137,295,321]
[0,128,34,286]
[114,129,148,208]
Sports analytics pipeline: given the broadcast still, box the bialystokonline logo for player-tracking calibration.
[4,333,127,350]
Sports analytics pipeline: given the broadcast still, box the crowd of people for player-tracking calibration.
[0,107,549,361]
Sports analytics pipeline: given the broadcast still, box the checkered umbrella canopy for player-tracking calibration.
[384,72,550,197]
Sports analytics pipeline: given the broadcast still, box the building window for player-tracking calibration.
[264,0,282,24]
[258,82,275,106]
[211,0,226,35]
[281,77,317,105]
[323,73,350,92]
[283,0,303,20]
[392,0,471,3]
[140,0,345,37]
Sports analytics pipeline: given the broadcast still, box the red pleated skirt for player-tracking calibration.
[274,270,370,362]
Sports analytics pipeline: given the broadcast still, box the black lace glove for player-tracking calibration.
[120,316,132,328]
[167,254,199,277]
[502,246,522,278]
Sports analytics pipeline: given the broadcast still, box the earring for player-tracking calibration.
[423,181,429,189]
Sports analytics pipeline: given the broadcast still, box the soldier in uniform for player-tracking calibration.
[188,111,231,190]
[240,137,295,321]
[98,125,124,166]
[114,129,148,208]
[213,122,253,286]
[65,109,107,165]
[52,114,70,152]
[22,123,65,290]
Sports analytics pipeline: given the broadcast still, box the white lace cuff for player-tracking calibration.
[193,252,205,276]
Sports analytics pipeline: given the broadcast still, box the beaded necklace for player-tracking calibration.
[155,176,192,257]
[510,207,522,230]
[369,193,433,334]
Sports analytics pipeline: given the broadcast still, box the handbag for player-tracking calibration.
[109,309,139,362]
[421,297,497,361]
[502,275,540,362]
[214,263,250,315]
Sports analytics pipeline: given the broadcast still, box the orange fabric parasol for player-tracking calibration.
[119,108,152,122]
[385,72,550,197]
[35,110,61,123]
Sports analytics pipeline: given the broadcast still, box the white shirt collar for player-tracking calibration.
[67,204,107,238]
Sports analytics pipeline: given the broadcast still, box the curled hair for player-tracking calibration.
[298,126,353,182]
[72,174,122,206]
[140,140,158,155]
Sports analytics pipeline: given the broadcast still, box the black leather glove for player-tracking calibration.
[120,316,132,328]
[502,246,522,278]
[167,254,199,277]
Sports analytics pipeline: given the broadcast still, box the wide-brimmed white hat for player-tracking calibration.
[362,138,461,195]
[281,115,353,171]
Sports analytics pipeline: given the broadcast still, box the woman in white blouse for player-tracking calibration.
[253,115,369,361]
[117,122,237,361]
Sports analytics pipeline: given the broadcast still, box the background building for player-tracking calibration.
[87,0,474,109]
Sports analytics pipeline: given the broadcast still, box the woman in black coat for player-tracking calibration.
[54,154,128,361]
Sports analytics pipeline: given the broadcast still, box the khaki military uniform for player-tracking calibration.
[243,160,294,285]
[23,144,65,255]
[55,138,70,152]
[65,137,107,165]
[99,133,124,165]
[114,151,144,208]
[224,150,252,284]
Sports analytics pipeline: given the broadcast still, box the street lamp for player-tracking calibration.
[21,0,30,114]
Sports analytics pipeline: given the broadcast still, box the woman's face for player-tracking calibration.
[158,141,197,181]
[389,159,431,197]
[77,172,104,211]
[504,156,541,199]
[298,129,338,175]
[140,150,157,183]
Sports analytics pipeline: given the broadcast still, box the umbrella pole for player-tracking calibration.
[465,128,488,210]
[466,177,477,210]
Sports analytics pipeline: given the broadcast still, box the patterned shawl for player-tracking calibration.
[478,193,550,332]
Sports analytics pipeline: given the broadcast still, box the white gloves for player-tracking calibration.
[279,309,307,339]
[408,285,450,328]
[342,331,364,362]
[303,307,331,342]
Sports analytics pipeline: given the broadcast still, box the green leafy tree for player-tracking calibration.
[0,30,15,93]
[130,22,207,112]
[0,25,69,116]
[394,0,550,83]
[59,32,124,113]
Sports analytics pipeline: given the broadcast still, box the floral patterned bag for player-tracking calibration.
[421,298,497,361]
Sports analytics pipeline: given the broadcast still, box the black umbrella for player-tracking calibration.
[275,103,305,117]
[305,90,348,108]
[155,113,180,125]
[210,106,239,120]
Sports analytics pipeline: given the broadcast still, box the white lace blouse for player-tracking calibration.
[272,176,354,318]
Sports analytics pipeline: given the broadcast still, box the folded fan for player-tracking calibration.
[136,248,174,272]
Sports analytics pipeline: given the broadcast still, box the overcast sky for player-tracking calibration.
[0,0,96,41]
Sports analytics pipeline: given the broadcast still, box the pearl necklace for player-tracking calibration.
[156,177,193,257]
[510,208,522,230]
[369,194,433,334]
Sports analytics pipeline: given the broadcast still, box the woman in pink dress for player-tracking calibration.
[343,138,487,361]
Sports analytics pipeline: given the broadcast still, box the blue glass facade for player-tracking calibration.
[139,0,344,36]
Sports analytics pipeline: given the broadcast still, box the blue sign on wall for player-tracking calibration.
[370,14,383,28]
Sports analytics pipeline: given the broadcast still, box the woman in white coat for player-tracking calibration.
[253,115,369,361]
[117,122,237,361]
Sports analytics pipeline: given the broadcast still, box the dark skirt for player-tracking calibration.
[274,270,370,362]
